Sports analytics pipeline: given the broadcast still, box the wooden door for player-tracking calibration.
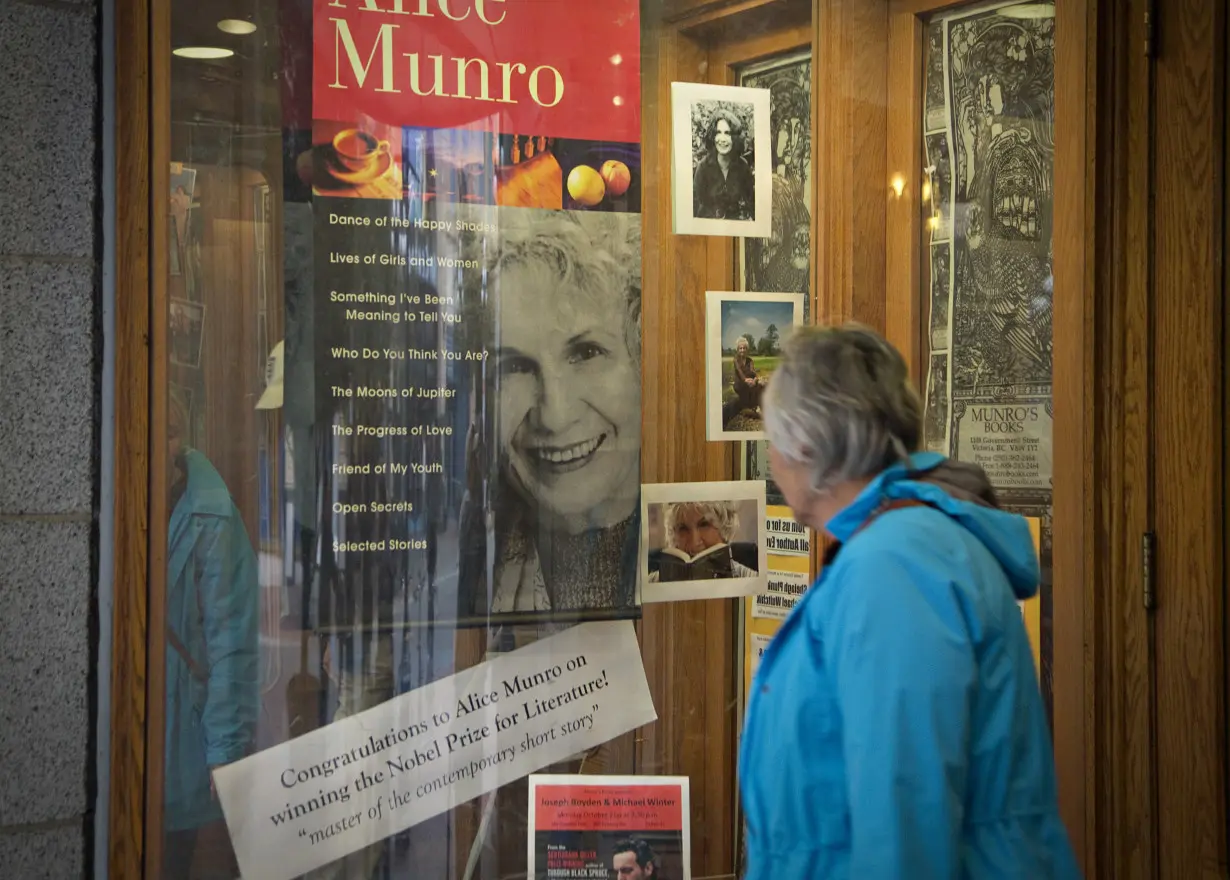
[1148,0,1228,876]
[1098,0,1229,876]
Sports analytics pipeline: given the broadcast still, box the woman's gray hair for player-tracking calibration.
[764,323,922,491]
[469,207,642,360]
[664,501,740,546]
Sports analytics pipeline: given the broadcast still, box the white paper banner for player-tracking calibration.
[214,621,656,880]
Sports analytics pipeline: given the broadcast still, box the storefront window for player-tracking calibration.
[156,0,815,878]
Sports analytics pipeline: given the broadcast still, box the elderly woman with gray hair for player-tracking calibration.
[648,500,756,583]
[738,324,1080,879]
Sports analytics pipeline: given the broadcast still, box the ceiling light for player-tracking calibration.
[999,3,1055,18]
[610,54,623,65]
[217,19,257,35]
[173,47,235,60]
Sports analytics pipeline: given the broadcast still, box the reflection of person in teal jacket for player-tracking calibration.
[163,408,259,878]
[741,325,1080,879]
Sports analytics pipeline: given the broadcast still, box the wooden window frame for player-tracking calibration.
[110,0,170,873]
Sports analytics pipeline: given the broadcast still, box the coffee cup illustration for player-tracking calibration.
[331,129,389,172]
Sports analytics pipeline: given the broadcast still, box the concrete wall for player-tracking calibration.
[0,0,100,876]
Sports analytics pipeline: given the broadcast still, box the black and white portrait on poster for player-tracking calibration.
[671,82,772,238]
[920,1,1056,707]
[737,51,812,320]
[457,207,643,623]
[641,480,767,603]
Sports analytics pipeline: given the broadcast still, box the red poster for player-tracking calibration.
[528,776,691,880]
[313,0,641,143]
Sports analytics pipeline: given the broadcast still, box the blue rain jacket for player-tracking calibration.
[739,453,1081,879]
[164,448,260,832]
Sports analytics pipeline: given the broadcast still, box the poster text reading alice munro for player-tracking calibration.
[313,0,641,143]
[326,0,563,108]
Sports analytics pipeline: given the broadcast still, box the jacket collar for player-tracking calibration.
[824,452,946,543]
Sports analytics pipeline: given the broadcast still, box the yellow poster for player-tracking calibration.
[742,505,808,705]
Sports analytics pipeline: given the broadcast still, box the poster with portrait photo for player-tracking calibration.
[527,775,691,880]
[641,481,767,603]
[670,82,772,238]
[705,291,804,441]
[313,199,644,629]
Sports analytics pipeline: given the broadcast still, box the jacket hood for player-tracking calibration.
[827,452,1040,600]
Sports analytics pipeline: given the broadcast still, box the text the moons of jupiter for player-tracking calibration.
[331,385,457,399]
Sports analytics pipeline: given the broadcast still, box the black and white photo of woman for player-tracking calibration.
[457,208,642,621]
[693,107,755,222]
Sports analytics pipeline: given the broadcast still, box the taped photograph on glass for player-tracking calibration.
[641,481,767,603]
[705,291,804,441]
[670,82,772,238]
[169,298,205,369]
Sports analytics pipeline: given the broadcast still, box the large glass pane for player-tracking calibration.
[157,1,814,878]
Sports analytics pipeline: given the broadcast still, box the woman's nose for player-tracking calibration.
[533,366,577,433]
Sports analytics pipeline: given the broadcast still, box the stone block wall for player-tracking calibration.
[0,0,101,876]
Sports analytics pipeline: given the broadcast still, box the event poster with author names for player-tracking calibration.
[304,0,643,628]
[527,775,691,880]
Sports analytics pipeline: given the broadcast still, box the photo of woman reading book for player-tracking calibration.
[648,501,758,583]
[641,483,767,603]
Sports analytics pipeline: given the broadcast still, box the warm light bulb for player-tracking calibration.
[217,19,257,34]
[173,47,235,59]
[612,95,624,107]
[922,181,933,202]
[890,174,905,198]
[610,54,623,65]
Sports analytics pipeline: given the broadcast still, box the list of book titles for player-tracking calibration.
[313,197,490,558]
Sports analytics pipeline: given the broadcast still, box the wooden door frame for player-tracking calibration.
[1149,0,1228,875]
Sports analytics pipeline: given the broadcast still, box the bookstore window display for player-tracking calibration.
[149,0,817,878]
